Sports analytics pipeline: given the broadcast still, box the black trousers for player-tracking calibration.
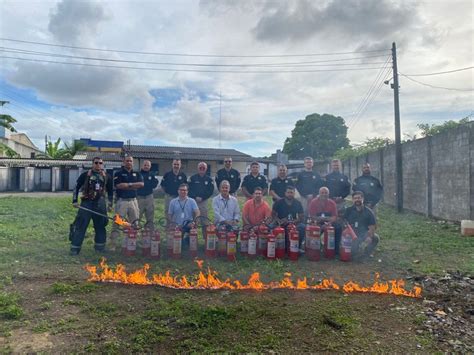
[70,198,108,252]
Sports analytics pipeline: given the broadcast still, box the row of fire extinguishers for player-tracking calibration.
[120,218,359,262]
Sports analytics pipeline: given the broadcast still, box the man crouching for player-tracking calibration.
[343,191,380,258]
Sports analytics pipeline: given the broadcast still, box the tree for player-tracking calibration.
[0,143,20,158]
[0,114,17,133]
[63,140,87,158]
[334,137,393,160]
[37,137,71,159]
[282,113,349,160]
[417,117,471,137]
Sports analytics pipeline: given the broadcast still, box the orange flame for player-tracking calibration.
[113,214,131,227]
[84,259,422,298]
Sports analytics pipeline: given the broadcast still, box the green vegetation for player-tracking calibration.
[0,195,472,352]
[417,116,471,137]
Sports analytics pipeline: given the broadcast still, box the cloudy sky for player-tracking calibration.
[0,0,472,157]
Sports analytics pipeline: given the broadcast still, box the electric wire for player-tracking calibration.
[0,37,391,58]
[399,74,474,92]
[0,55,389,74]
[0,47,388,67]
[400,66,473,77]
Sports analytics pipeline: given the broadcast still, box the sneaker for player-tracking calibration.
[69,249,80,256]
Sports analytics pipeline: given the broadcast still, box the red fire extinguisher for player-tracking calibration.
[288,228,300,261]
[166,229,174,257]
[323,225,336,259]
[248,229,257,258]
[150,229,160,259]
[124,227,137,256]
[226,231,237,262]
[273,226,286,259]
[217,230,227,257]
[257,225,268,256]
[172,227,182,259]
[240,230,249,255]
[305,224,321,261]
[189,224,198,257]
[266,233,276,259]
[141,228,151,256]
[205,225,217,258]
[340,224,357,262]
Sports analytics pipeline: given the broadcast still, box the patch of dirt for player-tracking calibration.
[411,271,474,353]
[0,330,53,352]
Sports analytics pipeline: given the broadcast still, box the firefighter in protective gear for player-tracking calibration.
[70,157,113,255]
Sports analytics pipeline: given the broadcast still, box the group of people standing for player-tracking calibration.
[69,155,383,259]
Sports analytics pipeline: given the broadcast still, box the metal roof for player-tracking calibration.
[125,145,253,161]
[73,152,123,161]
[0,158,122,168]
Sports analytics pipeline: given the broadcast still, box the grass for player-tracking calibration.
[0,195,472,353]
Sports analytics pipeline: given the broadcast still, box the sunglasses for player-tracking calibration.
[94,162,103,165]
[224,160,232,163]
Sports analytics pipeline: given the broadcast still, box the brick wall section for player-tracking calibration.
[342,122,474,221]
[401,138,428,213]
[382,145,397,206]
[430,126,471,220]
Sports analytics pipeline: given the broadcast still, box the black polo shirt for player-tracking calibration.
[160,170,187,197]
[242,173,268,195]
[295,170,323,197]
[188,173,215,200]
[137,170,159,197]
[272,198,303,220]
[270,176,294,200]
[352,175,383,206]
[114,168,143,199]
[325,171,351,199]
[215,168,241,194]
[343,205,376,238]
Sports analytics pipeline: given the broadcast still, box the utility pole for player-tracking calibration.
[392,42,403,212]
[219,91,222,148]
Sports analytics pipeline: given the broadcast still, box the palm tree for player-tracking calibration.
[37,137,71,159]
[63,140,87,158]
[0,114,17,133]
[0,143,20,158]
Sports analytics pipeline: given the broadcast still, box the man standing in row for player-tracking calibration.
[269,164,293,202]
[70,157,113,255]
[212,180,240,227]
[189,162,214,234]
[295,157,324,215]
[215,157,241,195]
[161,159,187,219]
[137,160,159,230]
[325,159,351,213]
[353,163,383,209]
[110,155,144,250]
[242,162,268,199]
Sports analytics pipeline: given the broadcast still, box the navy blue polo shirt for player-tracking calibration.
[188,173,215,200]
[114,168,143,199]
[160,170,187,197]
[270,176,294,200]
[242,173,268,195]
[343,205,376,238]
[295,170,323,197]
[325,171,351,199]
[352,175,383,206]
[137,170,159,197]
[215,168,241,194]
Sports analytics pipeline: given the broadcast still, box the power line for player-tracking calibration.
[345,55,392,129]
[400,66,473,77]
[0,55,389,74]
[0,47,390,68]
[0,37,391,58]
[400,74,474,92]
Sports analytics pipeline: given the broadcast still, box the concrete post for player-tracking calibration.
[24,167,34,192]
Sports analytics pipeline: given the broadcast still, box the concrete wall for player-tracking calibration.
[342,122,474,221]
